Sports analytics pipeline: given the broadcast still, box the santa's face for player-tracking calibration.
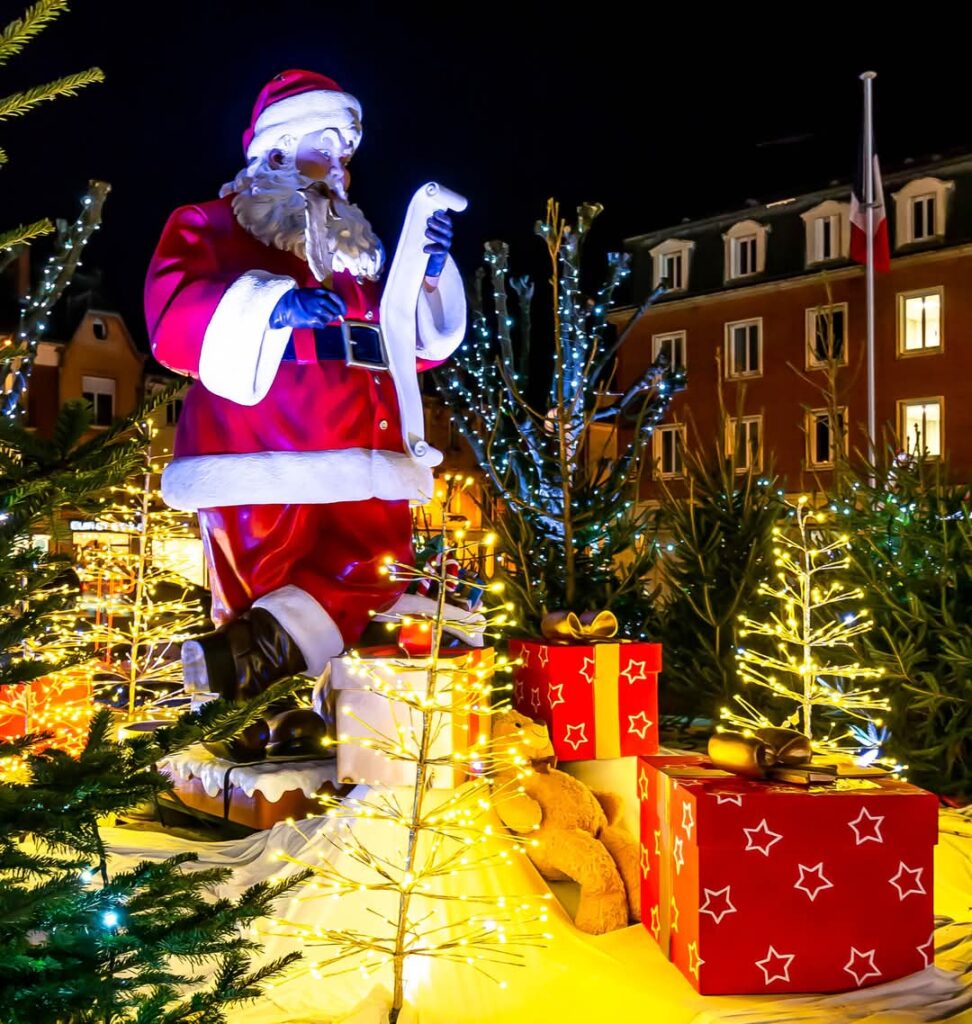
[293,127,355,199]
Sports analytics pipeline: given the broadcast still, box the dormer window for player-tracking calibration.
[801,200,850,266]
[723,220,768,282]
[891,176,953,248]
[92,318,108,341]
[649,238,694,293]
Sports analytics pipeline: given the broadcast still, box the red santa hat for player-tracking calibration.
[243,69,362,162]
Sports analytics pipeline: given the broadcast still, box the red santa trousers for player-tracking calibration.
[198,497,412,660]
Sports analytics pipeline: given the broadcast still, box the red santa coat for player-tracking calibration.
[144,195,467,673]
[145,194,466,512]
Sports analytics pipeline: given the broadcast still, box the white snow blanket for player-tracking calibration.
[101,791,972,1024]
[158,744,337,802]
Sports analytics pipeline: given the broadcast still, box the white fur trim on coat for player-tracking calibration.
[252,584,344,676]
[199,271,296,406]
[161,448,434,512]
[247,91,362,161]
[415,256,466,362]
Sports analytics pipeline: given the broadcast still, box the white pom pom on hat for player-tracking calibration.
[242,69,362,161]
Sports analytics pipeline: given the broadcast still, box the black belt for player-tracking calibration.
[281,320,389,370]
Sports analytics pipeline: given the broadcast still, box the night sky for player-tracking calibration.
[2,1,969,343]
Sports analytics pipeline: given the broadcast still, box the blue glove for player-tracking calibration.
[424,209,453,279]
[268,287,347,329]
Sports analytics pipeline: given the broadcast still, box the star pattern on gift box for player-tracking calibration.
[889,860,926,900]
[848,805,884,845]
[537,646,549,668]
[698,885,736,924]
[917,932,936,968]
[681,801,695,839]
[621,659,647,685]
[520,647,531,668]
[530,687,541,714]
[711,791,744,806]
[670,896,680,933]
[580,656,596,684]
[673,835,685,874]
[743,818,782,856]
[513,678,525,703]
[649,904,661,940]
[843,946,881,987]
[547,681,565,709]
[640,844,651,878]
[756,945,795,985]
[628,711,653,739]
[794,862,834,902]
[687,941,704,980]
[638,767,651,802]
[562,723,588,751]
[653,828,661,855]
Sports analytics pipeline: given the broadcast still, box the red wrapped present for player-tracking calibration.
[509,638,660,762]
[639,754,938,995]
[0,667,93,752]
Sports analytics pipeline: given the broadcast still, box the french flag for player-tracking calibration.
[849,141,890,271]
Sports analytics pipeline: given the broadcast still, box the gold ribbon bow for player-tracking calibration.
[540,609,619,643]
[707,728,839,784]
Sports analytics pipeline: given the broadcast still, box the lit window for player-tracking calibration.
[732,235,757,277]
[725,319,762,378]
[806,304,848,367]
[899,399,943,459]
[652,331,687,372]
[726,415,763,472]
[911,195,936,241]
[654,424,686,479]
[81,376,115,427]
[898,288,942,354]
[807,408,847,468]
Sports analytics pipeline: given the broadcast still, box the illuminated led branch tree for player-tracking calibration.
[435,201,683,631]
[274,480,549,1024]
[80,418,205,719]
[724,496,890,760]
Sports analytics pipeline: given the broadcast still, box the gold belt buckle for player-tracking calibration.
[341,320,389,371]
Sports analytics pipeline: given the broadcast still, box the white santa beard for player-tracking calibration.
[221,162,384,280]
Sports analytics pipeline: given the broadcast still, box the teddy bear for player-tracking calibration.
[490,707,640,934]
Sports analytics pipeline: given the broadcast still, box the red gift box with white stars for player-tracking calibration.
[638,754,938,995]
[508,639,660,761]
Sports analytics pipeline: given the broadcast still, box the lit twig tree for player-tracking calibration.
[79,417,205,719]
[723,496,890,761]
[272,480,550,1023]
[434,201,683,632]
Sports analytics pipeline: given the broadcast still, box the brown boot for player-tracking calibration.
[181,608,307,701]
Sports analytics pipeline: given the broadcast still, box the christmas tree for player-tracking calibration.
[836,454,972,795]
[79,416,206,719]
[722,495,890,763]
[434,201,683,633]
[651,378,782,723]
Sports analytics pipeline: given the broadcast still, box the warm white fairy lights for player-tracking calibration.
[722,496,894,765]
[267,478,552,1021]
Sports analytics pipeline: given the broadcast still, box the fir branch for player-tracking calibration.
[0,218,53,251]
[0,67,104,121]
[0,1,69,67]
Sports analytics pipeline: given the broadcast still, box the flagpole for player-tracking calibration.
[861,70,877,478]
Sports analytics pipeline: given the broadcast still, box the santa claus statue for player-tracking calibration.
[145,69,478,700]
